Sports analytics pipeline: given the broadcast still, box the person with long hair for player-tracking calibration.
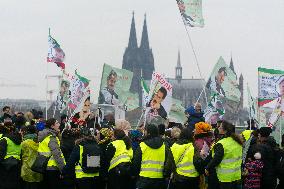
[205,120,243,189]
[105,128,133,189]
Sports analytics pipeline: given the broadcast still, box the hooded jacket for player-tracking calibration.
[21,133,43,182]
[132,136,169,188]
[185,106,205,129]
[38,128,65,172]
[0,132,22,189]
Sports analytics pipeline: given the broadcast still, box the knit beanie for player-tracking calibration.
[259,127,272,137]
[195,122,212,135]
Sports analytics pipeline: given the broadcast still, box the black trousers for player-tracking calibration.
[23,182,41,189]
[76,177,99,189]
[219,180,242,189]
[107,168,133,189]
[172,177,199,189]
[42,170,63,189]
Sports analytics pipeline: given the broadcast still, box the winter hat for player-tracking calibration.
[254,152,262,160]
[259,127,272,137]
[99,128,113,144]
[185,106,195,115]
[195,122,212,135]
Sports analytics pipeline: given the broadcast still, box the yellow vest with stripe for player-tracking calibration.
[38,135,65,169]
[139,142,165,179]
[75,145,99,178]
[213,137,242,182]
[108,140,133,171]
[171,143,199,177]
[241,130,253,141]
[2,137,21,160]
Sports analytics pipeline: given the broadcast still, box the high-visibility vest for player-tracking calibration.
[2,137,21,160]
[38,135,65,169]
[213,137,242,182]
[171,142,199,177]
[139,142,165,179]
[0,134,3,139]
[75,145,99,178]
[108,140,133,171]
[241,130,253,141]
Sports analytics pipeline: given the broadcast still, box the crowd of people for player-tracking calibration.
[0,105,284,189]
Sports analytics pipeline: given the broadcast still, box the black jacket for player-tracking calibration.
[0,132,22,188]
[132,136,169,188]
[248,136,278,188]
[62,138,102,177]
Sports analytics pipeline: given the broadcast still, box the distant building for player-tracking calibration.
[122,12,155,106]
[166,50,207,108]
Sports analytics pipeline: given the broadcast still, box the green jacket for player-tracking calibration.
[21,135,43,182]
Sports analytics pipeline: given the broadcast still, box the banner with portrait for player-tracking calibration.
[206,56,241,102]
[55,76,70,113]
[98,64,139,111]
[258,67,284,127]
[176,0,204,27]
[145,72,173,122]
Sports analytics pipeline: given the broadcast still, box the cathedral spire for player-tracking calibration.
[128,11,138,49]
[229,53,236,74]
[176,50,182,82]
[140,13,150,49]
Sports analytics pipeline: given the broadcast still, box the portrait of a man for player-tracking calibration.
[206,67,227,96]
[147,87,168,119]
[98,70,119,105]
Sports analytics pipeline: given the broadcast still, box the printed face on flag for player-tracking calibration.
[206,56,241,102]
[146,72,172,121]
[98,64,138,110]
[176,0,204,27]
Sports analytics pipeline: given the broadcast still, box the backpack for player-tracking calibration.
[80,143,101,173]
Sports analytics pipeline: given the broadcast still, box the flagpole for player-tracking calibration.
[183,24,208,105]
[45,28,50,119]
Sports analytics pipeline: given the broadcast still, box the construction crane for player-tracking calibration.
[0,77,36,87]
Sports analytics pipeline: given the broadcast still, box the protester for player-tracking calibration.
[132,124,169,189]
[105,128,133,189]
[63,128,101,189]
[194,122,213,158]
[0,122,22,189]
[0,106,12,123]
[38,118,66,189]
[185,104,205,131]
[21,125,43,189]
[165,128,203,189]
[243,152,264,189]
[115,119,131,135]
[158,124,172,147]
[247,127,278,189]
[205,120,243,189]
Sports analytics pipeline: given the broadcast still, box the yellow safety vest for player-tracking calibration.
[75,145,99,178]
[0,134,3,138]
[213,137,242,182]
[171,142,199,177]
[108,140,133,171]
[241,130,253,141]
[38,135,65,169]
[2,137,21,160]
[139,142,165,179]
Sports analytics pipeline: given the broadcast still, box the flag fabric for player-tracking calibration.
[145,72,173,122]
[68,70,90,111]
[247,85,256,120]
[176,0,204,27]
[204,93,225,124]
[169,98,187,124]
[55,76,70,113]
[98,64,139,111]
[47,35,65,69]
[141,77,150,107]
[206,56,241,102]
[258,67,284,128]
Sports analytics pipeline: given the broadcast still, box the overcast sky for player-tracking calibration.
[0,0,283,105]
